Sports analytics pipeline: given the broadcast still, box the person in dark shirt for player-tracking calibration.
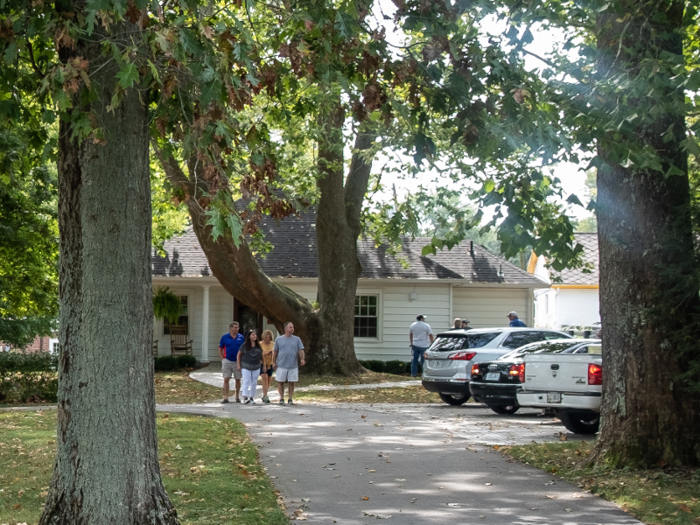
[237,330,263,404]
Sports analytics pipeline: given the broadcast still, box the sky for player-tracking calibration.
[365,2,594,223]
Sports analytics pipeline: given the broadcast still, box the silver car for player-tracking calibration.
[421,327,572,405]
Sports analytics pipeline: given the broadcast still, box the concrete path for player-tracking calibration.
[159,401,641,524]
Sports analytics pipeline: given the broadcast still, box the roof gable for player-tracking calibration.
[530,233,599,286]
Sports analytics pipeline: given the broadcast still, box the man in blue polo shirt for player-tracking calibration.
[507,311,527,327]
[219,321,245,403]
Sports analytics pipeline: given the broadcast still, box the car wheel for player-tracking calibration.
[438,393,470,405]
[487,404,520,415]
[558,410,600,434]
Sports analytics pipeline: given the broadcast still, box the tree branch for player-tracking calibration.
[26,41,45,79]
[344,129,375,239]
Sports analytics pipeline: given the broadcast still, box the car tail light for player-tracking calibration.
[588,363,602,385]
[471,364,480,376]
[449,351,477,361]
[509,363,525,382]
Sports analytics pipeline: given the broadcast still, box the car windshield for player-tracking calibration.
[430,332,500,352]
[498,341,579,360]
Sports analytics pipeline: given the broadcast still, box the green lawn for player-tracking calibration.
[504,441,700,525]
[0,411,288,525]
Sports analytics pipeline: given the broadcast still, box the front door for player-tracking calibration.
[234,297,263,334]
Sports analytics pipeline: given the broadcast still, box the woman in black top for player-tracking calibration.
[237,330,263,404]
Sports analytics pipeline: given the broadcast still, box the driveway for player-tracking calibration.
[159,401,641,525]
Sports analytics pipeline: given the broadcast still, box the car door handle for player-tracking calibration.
[550,364,560,370]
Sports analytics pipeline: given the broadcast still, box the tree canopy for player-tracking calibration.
[0,128,58,348]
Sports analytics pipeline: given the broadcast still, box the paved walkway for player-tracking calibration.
[160,401,640,524]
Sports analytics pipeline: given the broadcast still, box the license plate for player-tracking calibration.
[430,360,442,368]
[485,372,500,381]
[547,392,561,403]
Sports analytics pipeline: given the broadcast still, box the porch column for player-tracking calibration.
[201,285,210,363]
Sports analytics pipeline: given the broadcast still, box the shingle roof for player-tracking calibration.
[152,209,546,285]
[551,233,599,285]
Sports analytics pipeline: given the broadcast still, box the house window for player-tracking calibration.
[354,295,378,338]
[164,296,189,335]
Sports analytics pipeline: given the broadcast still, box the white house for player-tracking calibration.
[528,232,600,330]
[152,212,548,362]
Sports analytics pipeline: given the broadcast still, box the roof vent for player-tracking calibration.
[497,263,504,278]
[469,241,474,256]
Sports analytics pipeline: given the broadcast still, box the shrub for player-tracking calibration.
[176,355,197,369]
[383,360,408,375]
[360,360,385,373]
[0,351,58,403]
[360,359,420,375]
[0,351,57,374]
[154,356,178,371]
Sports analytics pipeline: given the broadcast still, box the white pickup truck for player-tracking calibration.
[516,343,602,434]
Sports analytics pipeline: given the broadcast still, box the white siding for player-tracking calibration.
[557,288,600,328]
[452,287,530,328]
[154,280,537,363]
[353,284,451,361]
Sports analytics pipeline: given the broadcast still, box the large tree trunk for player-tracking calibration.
[593,0,700,467]
[155,123,373,376]
[40,20,179,524]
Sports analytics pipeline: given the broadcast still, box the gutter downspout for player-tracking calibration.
[449,284,454,330]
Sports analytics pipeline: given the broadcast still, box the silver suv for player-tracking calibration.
[421,327,572,405]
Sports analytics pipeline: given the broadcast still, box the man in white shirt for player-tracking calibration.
[409,315,434,377]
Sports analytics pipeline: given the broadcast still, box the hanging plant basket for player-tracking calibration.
[152,287,181,324]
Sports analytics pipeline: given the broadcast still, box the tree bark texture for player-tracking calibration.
[155,120,373,376]
[40,20,179,524]
[594,0,700,467]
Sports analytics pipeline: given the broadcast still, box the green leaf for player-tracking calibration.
[116,63,139,89]
[3,42,18,64]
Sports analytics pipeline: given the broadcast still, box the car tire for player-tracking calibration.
[558,409,600,434]
[487,404,520,415]
[438,393,470,405]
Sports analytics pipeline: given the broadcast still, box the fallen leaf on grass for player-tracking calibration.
[175,445,182,450]
[13,503,22,509]
[362,496,369,500]
[679,505,692,513]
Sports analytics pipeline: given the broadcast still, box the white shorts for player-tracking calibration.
[275,367,298,383]
[221,359,242,380]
